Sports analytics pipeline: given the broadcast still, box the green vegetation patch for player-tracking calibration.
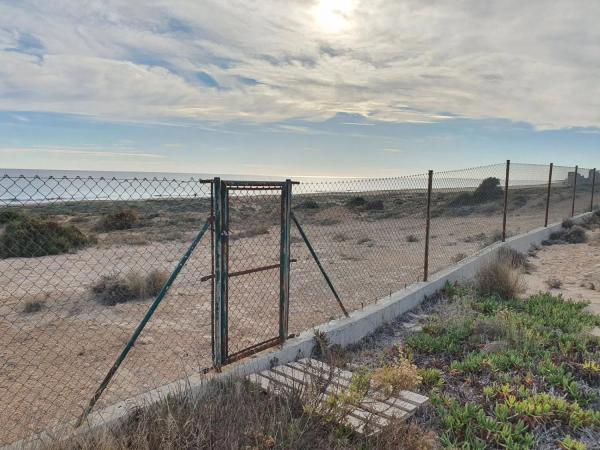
[402,289,600,449]
[449,177,504,207]
[0,216,92,258]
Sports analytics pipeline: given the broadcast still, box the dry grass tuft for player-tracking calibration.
[92,269,169,305]
[475,252,526,300]
[371,357,422,395]
[44,378,439,450]
[23,300,44,314]
[96,209,140,232]
[230,226,269,240]
[546,277,563,289]
[544,225,588,246]
[496,246,532,272]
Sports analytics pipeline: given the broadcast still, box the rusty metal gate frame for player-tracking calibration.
[211,178,293,367]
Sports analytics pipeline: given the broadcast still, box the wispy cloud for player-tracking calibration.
[10,114,30,122]
[0,146,167,159]
[274,124,312,134]
[0,1,598,130]
[382,148,405,154]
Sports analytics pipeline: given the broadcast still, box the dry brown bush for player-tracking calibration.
[371,357,422,395]
[92,270,169,305]
[96,209,140,232]
[546,277,562,289]
[145,269,169,297]
[475,253,526,300]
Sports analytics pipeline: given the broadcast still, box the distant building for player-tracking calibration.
[567,169,599,186]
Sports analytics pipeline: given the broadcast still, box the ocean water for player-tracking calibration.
[0,167,553,205]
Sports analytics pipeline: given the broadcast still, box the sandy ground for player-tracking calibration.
[524,228,600,317]
[0,192,589,445]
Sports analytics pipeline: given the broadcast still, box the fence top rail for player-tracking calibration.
[222,180,299,187]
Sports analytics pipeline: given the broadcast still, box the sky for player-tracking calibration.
[0,0,599,177]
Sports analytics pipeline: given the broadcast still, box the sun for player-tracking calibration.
[311,0,356,34]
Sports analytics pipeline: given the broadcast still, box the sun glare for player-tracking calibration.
[312,0,356,34]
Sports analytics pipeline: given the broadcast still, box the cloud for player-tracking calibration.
[382,148,404,154]
[0,1,599,129]
[0,146,167,159]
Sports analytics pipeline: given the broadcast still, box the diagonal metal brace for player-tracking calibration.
[75,218,212,427]
[290,212,349,317]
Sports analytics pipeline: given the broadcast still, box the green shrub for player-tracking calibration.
[365,200,384,211]
[296,199,319,209]
[559,436,586,450]
[345,196,366,208]
[504,393,600,429]
[406,320,474,355]
[436,396,534,449]
[0,209,23,224]
[449,178,504,207]
[544,225,588,246]
[562,218,575,229]
[96,209,140,231]
[0,217,91,258]
[564,226,587,244]
[418,368,445,389]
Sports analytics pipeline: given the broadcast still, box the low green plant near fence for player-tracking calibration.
[0,215,92,258]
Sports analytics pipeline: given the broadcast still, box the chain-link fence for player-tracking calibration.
[0,161,598,445]
[0,175,214,445]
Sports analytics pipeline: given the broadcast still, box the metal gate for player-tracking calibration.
[211,179,292,366]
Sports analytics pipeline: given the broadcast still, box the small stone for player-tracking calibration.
[588,327,600,338]
[482,340,508,354]
[403,323,422,331]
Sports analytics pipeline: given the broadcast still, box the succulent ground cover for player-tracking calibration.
[348,283,600,449]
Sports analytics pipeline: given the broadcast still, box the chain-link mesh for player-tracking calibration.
[547,165,576,224]
[1,160,598,445]
[290,174,430,331]
[505,163,553,235]
[428,164,507,272]
[0,175,213,445]
[574,167,596,216]
[225,186,282,357]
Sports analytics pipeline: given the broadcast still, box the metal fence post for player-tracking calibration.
[571,165,578,217]
[544,163,553,227]
[423,170,433,282]
[502,160,510,242]
[279,179,292,343]
[212,177,228,368]
[590,168,597,212]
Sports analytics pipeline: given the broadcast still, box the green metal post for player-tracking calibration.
[502,160,510,242]
[212,178,229,367]
[544,163,553,227]
[571,165,578,217]
[76,218,211,427]
[291,211,349,317]
[423,170,433,282]
[590,168,596,212]
[279,179,292,342]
